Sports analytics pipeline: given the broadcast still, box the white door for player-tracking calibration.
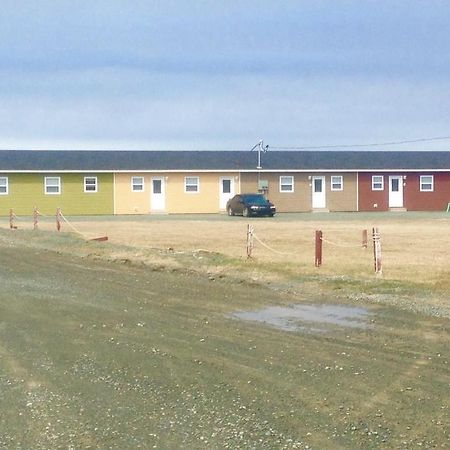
[151,177,166,211]
[389,176,403,207]
[219,177,235,210]
[312,176,326,208]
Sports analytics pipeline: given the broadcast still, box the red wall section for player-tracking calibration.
[358,173,389,211]
[359,172,450,212]
[404,172,450,211]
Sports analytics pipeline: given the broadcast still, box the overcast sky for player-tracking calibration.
[0,0,449,150]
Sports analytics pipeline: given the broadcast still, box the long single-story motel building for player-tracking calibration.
[1,150,450,216]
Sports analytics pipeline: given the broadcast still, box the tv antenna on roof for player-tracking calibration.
[251,139,269,169]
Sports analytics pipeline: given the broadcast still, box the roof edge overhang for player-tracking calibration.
[2,168,450,173]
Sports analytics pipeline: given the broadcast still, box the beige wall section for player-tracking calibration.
[114,172,239,214]
[240,172,357,212]
[326,173,357,211]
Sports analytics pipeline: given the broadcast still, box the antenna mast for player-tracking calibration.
[250,139,269,169]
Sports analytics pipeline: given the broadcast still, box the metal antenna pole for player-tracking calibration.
[257,140,262,169]
[251,139,265,169]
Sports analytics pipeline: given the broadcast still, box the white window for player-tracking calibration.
[0,177,8,195]
[132,176,144,192]
[84,176,98,193]
[331,175,343,191]
[372,175,384,191]
[185,176,199,193]
[420,175,434,192]
[45,177,61,195]
[279,176,294,192]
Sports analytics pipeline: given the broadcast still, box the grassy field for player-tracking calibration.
[0,213,449,449]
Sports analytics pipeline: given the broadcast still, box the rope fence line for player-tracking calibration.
[4,207,108,241]
[247,228,365,256]
[59,212,85,236]
[59,212,108,241]
[252,232,299,256]
[320,237,365,248]
[4,208,381,272]
[247,225,380,275]
[7,208,55,227]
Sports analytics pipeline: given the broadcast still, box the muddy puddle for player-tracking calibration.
[232,304,373,333]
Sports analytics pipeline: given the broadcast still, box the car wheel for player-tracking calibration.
[243,207,249,217]
[227,207,234,216]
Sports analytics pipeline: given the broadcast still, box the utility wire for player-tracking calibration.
[270,135,450,150]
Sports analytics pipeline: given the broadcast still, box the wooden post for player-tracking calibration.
[9,209,17,229]
[33,206,39,230]
[246,224,254,258]
[372,227,382,275]
[315,230,323,267]
[56,208,62,231]
[362,229,368,248]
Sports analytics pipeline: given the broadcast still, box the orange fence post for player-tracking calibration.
[315,230,323,267]
[56,208,62,231]
[9,209,17,229]
[33,206,39,230]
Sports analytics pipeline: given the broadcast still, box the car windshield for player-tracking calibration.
[243,195,268,205]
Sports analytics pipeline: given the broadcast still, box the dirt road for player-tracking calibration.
[0,230,449,449]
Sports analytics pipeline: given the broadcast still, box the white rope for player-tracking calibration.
[252,232,298,255]
[35,211,52,218]
[10,212,51,220]
[320,237,364,248]
[59,213,85,237]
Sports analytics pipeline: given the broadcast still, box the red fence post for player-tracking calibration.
[315,230,323,267]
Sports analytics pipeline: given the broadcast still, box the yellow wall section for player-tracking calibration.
[167,173,222,214]
[115,173,150,214]
[0,173,114,216]
[115,172,240,214]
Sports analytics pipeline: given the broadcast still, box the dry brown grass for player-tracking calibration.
[5,212,450,287]
[92,215,450,287]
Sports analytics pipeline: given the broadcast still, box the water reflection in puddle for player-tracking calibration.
[232,304,373,333]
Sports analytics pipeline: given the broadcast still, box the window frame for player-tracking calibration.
[44,176,61,195]
[184,176,200,193]
[84,176,98,193]
[371,175,384,191]
[279,175,294,193]
[131,176,145,192]
[0,176,8,195]
[330,175,343,191]
[420,175,434,192]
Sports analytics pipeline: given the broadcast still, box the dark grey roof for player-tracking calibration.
[0,150,253,171]
[1,150,450,171]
